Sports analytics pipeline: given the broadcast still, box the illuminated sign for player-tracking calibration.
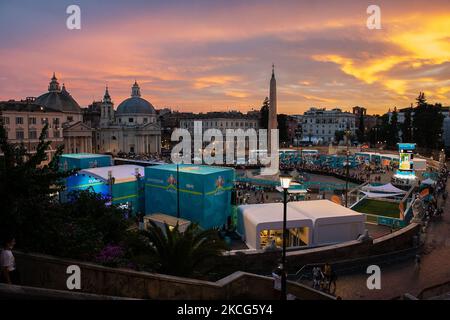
[397,143,416,172]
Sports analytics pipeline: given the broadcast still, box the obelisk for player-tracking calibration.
[268,64,278,154]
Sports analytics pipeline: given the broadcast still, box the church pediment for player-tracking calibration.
[63,121,93,133]
[139,122,161,131]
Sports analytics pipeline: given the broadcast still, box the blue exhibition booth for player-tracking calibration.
[59,153,113,171]
[62,164,145,214]
[144,164,235,229]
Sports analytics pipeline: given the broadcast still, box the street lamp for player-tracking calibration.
[279,174,292,301]
[176,163,180,218]
[344,123,351,207]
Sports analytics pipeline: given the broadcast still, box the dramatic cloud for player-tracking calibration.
[0,0,449,114]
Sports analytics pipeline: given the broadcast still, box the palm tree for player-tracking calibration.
[143,221,227,277]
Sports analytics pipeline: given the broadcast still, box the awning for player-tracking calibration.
[362,183,406,194]
[421,178,436,185]
[361,191,406,198]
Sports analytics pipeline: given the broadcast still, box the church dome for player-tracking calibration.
[35,73,82,113]
[116,81,156,115]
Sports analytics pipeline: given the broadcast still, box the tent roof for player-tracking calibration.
[80,164,145,183]
[422,178,436,185]
[362,183,406,194]
[147,164,233,175]
[61,153,110,159]
[361,191,405,198]
[288,200,364,221]
[239,203,313,226]
[144,213,190,227]
[239,200,363,227]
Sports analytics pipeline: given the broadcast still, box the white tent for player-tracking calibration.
[361,191,405,198]
[237,200,365,249]
[422,178,436,185]
[288,200,365,246]
[362,183,406,194]
[237,203,313,250]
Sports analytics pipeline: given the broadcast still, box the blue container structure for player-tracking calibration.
[144,164,235,229]
[59,153,112,171]
[62,164,145,214]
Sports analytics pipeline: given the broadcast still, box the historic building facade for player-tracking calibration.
[302,107,356,144]
[96,82,161,155]
[0,99,65,159]
[35,74,93,153]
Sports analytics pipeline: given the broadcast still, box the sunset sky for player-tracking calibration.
[0,0,449,114]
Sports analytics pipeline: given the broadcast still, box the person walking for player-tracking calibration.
[0,236,19,285]
[323,262,332,292]
[312,266,323,289]
[330,269,338,294]
[272,265,283,299]
[415,254,421,270]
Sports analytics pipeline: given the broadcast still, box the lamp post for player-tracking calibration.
[345,123,351,207]
[279,174,292,301]
[176,163,180,218]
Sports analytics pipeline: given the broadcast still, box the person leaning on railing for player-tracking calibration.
[0,236,20,285]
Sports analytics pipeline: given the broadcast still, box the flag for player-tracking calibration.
[331,195,341,205]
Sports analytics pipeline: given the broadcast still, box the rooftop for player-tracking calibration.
[61,153,111,159]
[79,164,145,183]
[0,100,61,113]
[146,163,234,175]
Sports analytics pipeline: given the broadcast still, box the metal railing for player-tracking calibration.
[290,246,419,283]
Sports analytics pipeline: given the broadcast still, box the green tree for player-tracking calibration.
[143,221,226,277]
[0,123,72,250]
[277,114,288,146]
[259,97,269,129]
[416,91,427,107]
[334,130,345,143]
[356,112,365,142]
[386,108,399,148]
[377,113,391,146]
[412,92,444,150]
[0,124,131,261]
[56,190,131,260]
[401,107,413,142]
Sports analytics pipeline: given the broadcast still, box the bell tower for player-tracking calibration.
[100,85,114,127]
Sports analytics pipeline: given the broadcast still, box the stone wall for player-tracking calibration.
[14,251,333,300]
[13,223,420,299]
[210,223,420,277]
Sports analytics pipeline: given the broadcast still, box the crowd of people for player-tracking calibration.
[417,166,448,221]
[116,151,170,163]
[234,182,274,205]
[280,160,395,185]
[312,263,338,294]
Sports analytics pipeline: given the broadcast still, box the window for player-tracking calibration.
[119,118,122,123]
[2,117,9,125]
[29,117,36,125]
[143,118,148,123]
[67,116,73,122]
[16,117,23,125]
[16,130,24,140]
[129,118,134,123]
[53,118,60,125]
[29,130,37,140]
[41,118,48,125]
[53,130,60,138]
